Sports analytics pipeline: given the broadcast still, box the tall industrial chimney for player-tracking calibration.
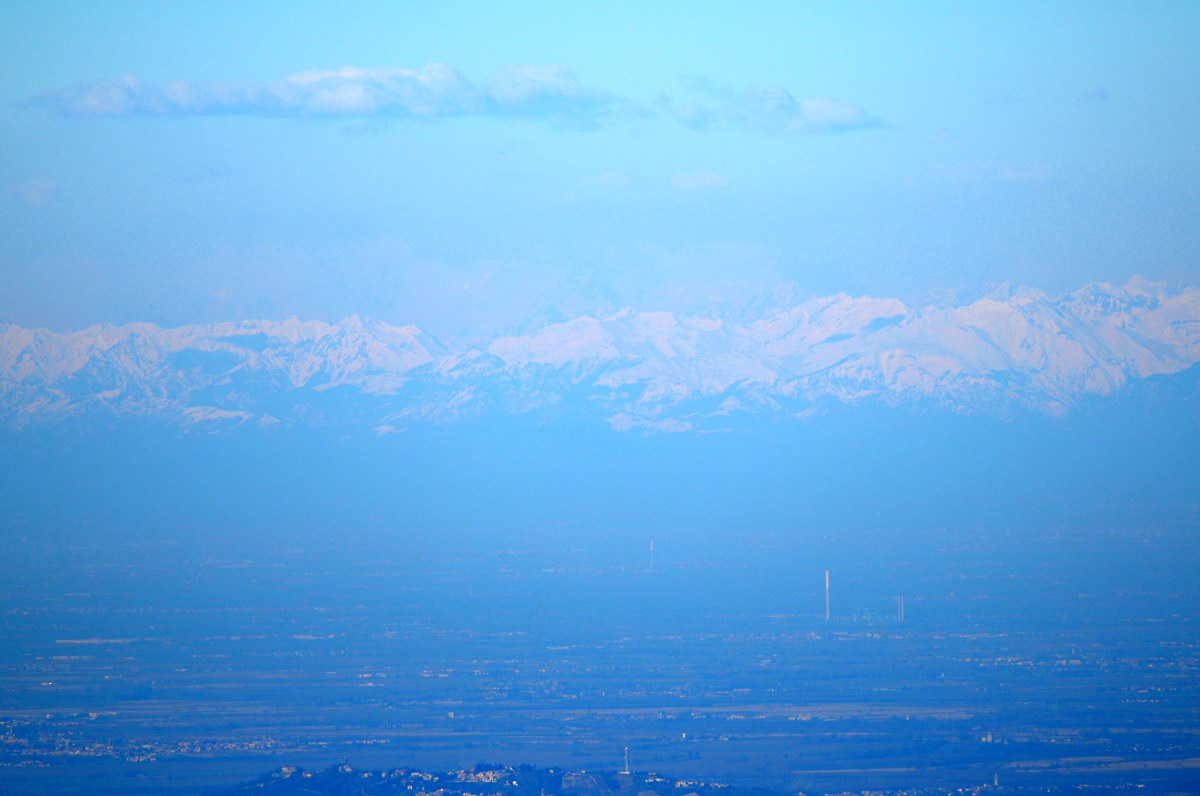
[825,570,830,621]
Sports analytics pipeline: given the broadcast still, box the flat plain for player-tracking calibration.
[0,520,1197,795]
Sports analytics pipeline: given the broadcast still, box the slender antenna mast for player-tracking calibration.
[825,570,830,621]
[896,596,904,622]
[649,540,655,572]
[622,746,630,775]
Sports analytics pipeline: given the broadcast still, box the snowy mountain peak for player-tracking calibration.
[3,279,1198,431]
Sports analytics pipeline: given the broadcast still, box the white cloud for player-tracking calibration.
[793,96,878,133]
[670,171,726,190]
[32,66,882,136]
[674,102,719,131]
[485,64,615,125]
[31,63,627,127]
[670,79,883,135]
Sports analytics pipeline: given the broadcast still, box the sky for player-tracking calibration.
[3,1,1199,339]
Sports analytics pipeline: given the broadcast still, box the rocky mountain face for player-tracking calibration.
[3,277,1198,432]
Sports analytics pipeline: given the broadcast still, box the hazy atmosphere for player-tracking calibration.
[2,4,1199,796]
[4,2,1199,336]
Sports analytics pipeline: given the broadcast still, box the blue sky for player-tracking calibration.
[3,1,1198,337]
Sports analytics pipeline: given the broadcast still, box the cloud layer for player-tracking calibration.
[671,79,883,134]
[31,64,882,135]
[31,64,627,129]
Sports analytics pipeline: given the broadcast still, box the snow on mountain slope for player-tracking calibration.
[0,317,439,426]
[2,278,1198,430]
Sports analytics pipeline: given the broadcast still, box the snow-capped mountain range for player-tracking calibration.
[3,277,1199,432]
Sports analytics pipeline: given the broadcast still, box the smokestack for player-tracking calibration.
[825,570,830,621]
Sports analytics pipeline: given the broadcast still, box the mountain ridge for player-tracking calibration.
[3,277,1198,432]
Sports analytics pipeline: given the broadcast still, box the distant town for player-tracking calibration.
[215,759,1190,796]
